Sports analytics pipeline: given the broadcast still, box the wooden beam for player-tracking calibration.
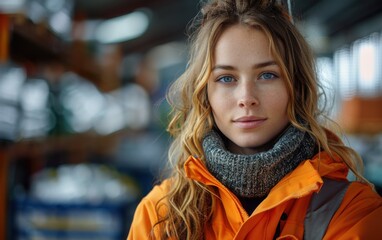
[0,143,10,240]
[0,14,10,62]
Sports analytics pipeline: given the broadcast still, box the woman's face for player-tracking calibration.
[207,24,290,154]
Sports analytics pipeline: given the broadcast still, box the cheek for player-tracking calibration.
[208,86,230,119]
[209,95,224,117]
[260,83,288,109]
[270,90,289,115]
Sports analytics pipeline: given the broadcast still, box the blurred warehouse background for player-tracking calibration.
[1,0,382,239]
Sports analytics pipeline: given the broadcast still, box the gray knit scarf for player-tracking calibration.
[202,125,317,198]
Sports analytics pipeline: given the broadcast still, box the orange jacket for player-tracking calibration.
[127,152,382,239]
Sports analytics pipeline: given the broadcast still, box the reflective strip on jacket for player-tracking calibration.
[127,152,382,239]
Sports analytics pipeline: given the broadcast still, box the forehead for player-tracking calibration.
[213,24,274,64]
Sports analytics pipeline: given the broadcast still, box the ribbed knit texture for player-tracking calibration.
[202,125,317,198]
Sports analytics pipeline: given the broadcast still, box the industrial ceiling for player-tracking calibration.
[73,0,382,55]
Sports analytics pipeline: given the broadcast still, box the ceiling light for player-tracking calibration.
[0,0,25,13]
[95,10,149,44]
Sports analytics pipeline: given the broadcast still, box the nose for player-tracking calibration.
[238,81,258,108]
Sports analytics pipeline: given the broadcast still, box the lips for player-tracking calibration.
[233,116,266,129]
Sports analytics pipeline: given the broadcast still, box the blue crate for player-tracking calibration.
[12,196,137,240]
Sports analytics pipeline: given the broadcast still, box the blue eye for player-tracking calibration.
[259,72,277,80]
[217,76,235,83]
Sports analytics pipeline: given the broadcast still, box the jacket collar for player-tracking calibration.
[184,151,348,213]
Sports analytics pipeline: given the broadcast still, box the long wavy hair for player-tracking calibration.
[151,0,370,239]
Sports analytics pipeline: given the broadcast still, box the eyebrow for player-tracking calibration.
[212,61,278,71]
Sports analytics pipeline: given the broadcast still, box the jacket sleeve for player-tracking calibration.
[127,197,158,240]
[324,182,382,240]
[127,181,169,240]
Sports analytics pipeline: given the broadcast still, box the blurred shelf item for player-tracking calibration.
[5,130,144,239]
[339,96,382,134]
[6,14,100,84]
[66,40,101,86]
[10,160,140,240]
[9,15,67,63]
[13,197,133,240]
[0,12,116,233]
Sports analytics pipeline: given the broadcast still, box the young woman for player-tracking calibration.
[127,0,382,239]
